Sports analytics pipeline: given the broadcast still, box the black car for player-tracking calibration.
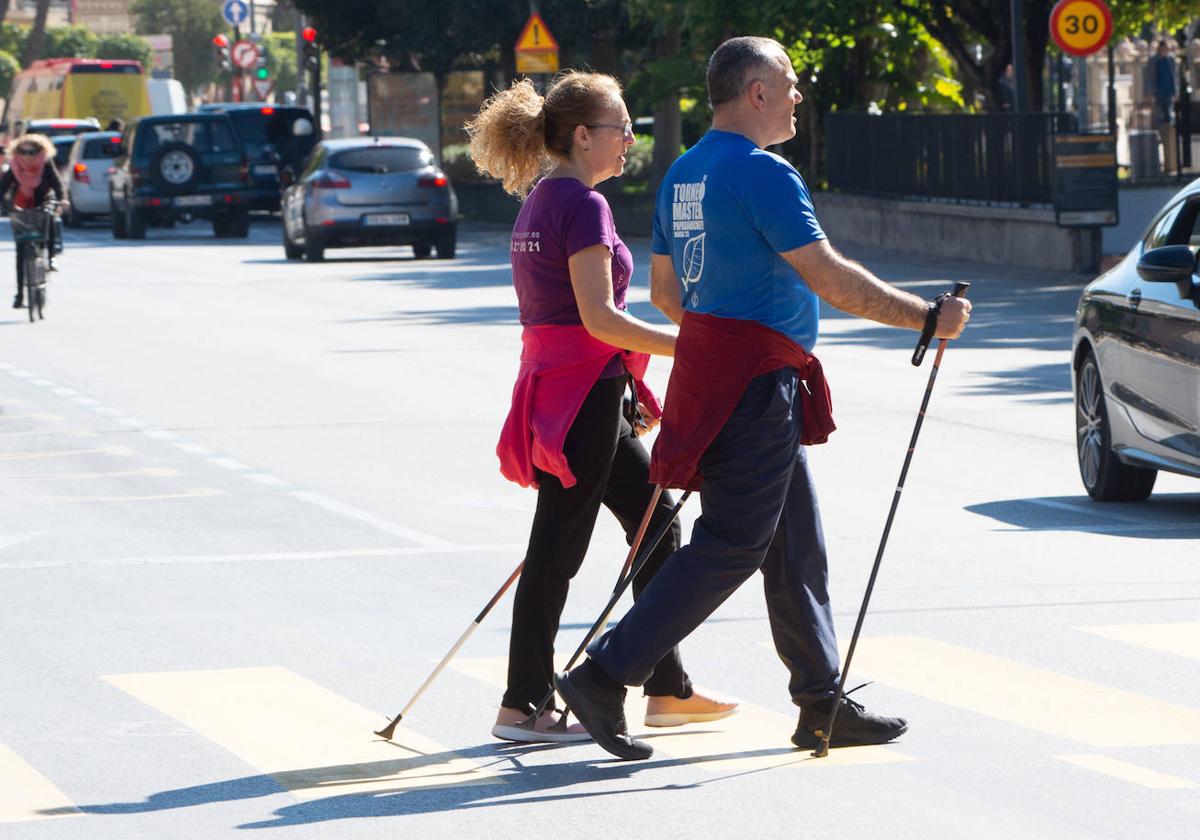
[197,103,316,211]
[1072,177,1200,500]
[108,113,252,239]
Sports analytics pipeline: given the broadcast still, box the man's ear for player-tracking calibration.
[747,79,767,111]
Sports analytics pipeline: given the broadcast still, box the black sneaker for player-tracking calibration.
[12,295,23,309]
[791,686,908,749]
[554,662,652,761]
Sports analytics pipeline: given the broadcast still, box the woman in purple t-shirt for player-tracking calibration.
[468,71,737,743]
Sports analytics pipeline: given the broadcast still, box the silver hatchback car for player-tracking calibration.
[63,131,122,226]
[281,137,458,262]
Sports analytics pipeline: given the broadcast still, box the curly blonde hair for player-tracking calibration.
[13,133,55,157]
[466,71,623,197]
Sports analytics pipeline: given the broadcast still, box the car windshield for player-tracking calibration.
[137,121,237,157]
[226,109,316,162]
[52,139,73,168]
[329,146,432,174]
[82,137,122,159]
[32,124,94,138]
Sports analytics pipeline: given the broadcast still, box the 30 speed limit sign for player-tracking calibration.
[1050,0,1113,57]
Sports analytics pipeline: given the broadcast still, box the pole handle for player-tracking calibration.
[911,282,971,367]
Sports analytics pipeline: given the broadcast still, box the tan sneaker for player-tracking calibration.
[491,706,592,743]
[644,688,740,727]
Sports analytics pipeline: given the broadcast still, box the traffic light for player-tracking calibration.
[212,34,231,71]
[254,51,268,81]
[302,27,319,70]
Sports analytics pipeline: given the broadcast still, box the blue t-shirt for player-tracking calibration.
[651,129,826,350]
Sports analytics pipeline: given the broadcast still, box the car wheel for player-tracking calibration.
[413,242,432,259]
[282,223,303,260]
[111,199,127,239]
[228,210,250,238]
[303,233,325,262]
[1075,351,1157,501]
[435,228,456,260]
[151,142,201,194]
[211,216,230,237]
[126,203,146,239]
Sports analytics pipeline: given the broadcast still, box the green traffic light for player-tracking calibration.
[255,67,269,80]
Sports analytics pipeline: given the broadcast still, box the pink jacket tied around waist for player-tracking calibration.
[497,324,663,489]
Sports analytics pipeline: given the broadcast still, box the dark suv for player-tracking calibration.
[108,113,251,239]
[197,103,317,211]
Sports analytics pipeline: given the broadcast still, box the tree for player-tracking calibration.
[95,33,155,67]
[132,0,225,97]
[0,22,25,57]
[21,0,51,66]
[263,32,298,95]
[43,25,100,59]
[0,48,18,99]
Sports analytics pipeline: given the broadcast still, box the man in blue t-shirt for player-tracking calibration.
[557,36,971,761]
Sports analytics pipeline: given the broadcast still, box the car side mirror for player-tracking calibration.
[1136,245,1197,284]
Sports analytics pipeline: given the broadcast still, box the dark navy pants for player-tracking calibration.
[589,367,841,708]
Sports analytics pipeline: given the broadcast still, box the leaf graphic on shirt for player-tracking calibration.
[681,232,705,289]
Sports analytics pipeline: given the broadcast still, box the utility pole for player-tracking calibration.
[1010,0,1028,112]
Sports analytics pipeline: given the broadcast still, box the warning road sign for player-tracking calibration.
[1049,0,1113,57]
[515,12,559,75]
[231,39,261,70]
[250,78,274,101]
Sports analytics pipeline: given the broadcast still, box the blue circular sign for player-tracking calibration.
[222,0,249,26]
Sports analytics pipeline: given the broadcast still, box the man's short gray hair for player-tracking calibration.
[706,36,786,109]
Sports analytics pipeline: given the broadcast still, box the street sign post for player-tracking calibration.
[231,40,260,71]
[1049,0,1113,57]
[250,78,274,101]
[515,12,559,75]
[222,0,249,28]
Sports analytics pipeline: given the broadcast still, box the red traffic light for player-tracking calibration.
[302,27,317,43]
[212,34,229,48]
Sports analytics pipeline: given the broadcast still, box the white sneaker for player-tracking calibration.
[492,708,592,743]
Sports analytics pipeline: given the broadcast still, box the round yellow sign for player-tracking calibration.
[1050,0,1113,57]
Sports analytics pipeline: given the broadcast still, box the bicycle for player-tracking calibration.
[10,200,58,323]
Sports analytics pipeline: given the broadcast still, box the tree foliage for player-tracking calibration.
[42,25,99,59]
[95,32,155,67]
[132,0,224,96]
[0,48,18,99]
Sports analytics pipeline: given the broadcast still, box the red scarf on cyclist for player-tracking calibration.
[11,149,47,209]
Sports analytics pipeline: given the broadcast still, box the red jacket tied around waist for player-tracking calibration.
[649,311,836,491]
[497,325,663,489]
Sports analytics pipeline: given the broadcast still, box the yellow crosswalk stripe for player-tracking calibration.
[1055,754,1198,789]
[451,656,910,772]
[104,666,499,799]
[0,445,132,462]
[0,743,80,823]
[33,488,225,503]
[839,636,1200,747]
[1079,622,1200,662]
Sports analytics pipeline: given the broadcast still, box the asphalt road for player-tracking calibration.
[1,215,1197,839]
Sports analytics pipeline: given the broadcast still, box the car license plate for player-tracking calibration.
[174,195,212,207]
[252,164,277,176]
[364,213,409,226]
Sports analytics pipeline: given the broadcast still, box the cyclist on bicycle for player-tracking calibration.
[1,134,65,308]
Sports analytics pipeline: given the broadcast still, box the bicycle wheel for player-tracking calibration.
[24,249,42,322]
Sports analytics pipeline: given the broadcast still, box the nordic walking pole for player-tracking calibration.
[521,487,692,729]
[813,282,970,758]
[375,561,525,740]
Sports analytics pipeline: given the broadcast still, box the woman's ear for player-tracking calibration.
[574,123,590,152]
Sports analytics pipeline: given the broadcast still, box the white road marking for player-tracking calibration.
[1022,497,1153,525]
[0,532,44,551]
[1055,754,1198,789]
[245,473,288,487]
[89,406,124,417]
[0,544,522,570]
[116,418,147,428]
[0,445,133,462]
[208,456,248,471]
[0,743,80,823]
[836,636,1200,747]
[0,428,96,439]
[289,489,453,548]
[70,397,100,407]
[0,466,180,482]
[142,429,178,441]
[0,412,61,423]
[9,370,34,379]
[1080,622,1200,662]
[33,488,226,504]
[51,388,80,397]
[104,666,499,798]
[173,442,212,455]
[30,379,55,387]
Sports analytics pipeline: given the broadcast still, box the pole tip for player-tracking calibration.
[374,714,402,740]
[811,741,829,759]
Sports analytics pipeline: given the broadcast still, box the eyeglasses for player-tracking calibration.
[586,122,634,138]
[14,147,41,156]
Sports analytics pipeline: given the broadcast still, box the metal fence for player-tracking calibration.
[825,112,1080,206]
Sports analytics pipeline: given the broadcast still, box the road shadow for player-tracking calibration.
[50,737,822,829]
[965,493,1200,538]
